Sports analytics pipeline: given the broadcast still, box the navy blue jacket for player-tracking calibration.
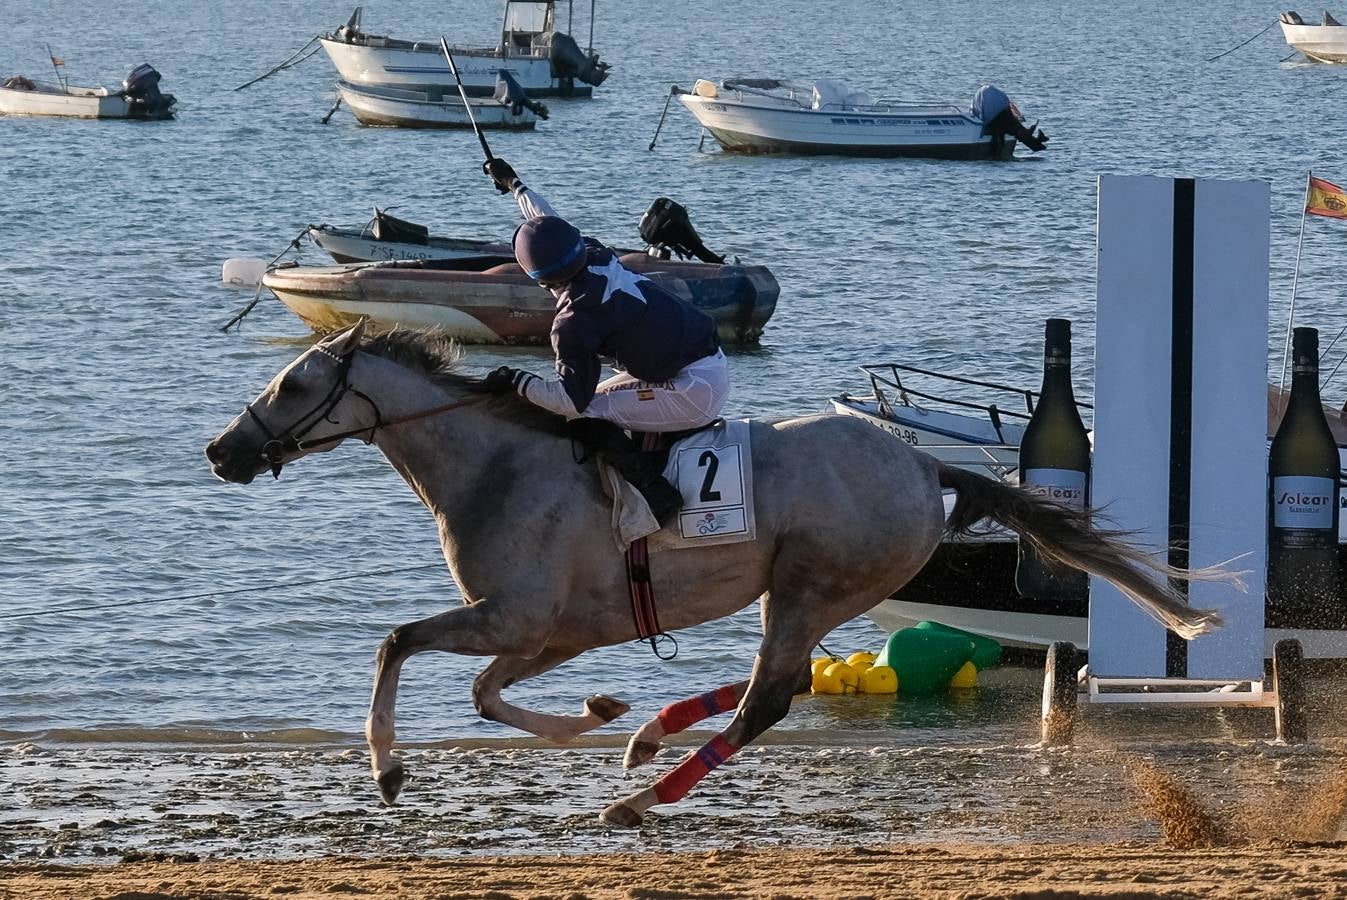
[552,240,719,413]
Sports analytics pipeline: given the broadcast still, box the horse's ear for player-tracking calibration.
[320,317,367,356]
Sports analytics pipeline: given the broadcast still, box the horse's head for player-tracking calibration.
[206,319,376,484]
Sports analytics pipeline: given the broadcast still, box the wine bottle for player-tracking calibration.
[1015,318,1091,600]
[1267,326,1342,628]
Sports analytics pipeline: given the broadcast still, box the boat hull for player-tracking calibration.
[336,81,535,129]
[867,540,1347,659]
[319,38,591,96]
[678,94,1012,159]
[0,84,172,119]
[1280,22,1347,62]
[264,254,778,345]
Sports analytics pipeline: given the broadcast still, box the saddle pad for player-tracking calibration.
[659,418,756,549]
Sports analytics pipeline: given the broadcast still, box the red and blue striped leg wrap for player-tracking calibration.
[656,685,742,735]
[653,735,740,804]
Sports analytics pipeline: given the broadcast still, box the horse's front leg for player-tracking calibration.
[622,681,748,769]
[473,649,630,743]
[367,599,548,805]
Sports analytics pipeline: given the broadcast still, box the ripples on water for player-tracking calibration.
[3,0,1346,741]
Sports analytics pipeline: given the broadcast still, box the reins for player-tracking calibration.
[243,344,491,475]
[297,393,491,451]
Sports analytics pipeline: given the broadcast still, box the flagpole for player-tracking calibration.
[1278,170,1312,413]
[45,44,65,91]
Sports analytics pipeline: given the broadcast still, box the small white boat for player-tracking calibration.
[319,2,609,97]
[675,78,1046,159]
[838,363,1347,657]
[1280,10,1347,62]
[307,210,510,264]
[0,64,175,119]
[336,79,542,129]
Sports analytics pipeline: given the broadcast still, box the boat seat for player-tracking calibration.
[483,262,525,275]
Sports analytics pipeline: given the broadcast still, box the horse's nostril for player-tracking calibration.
[205,441,223,463]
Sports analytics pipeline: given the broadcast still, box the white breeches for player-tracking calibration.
[583,350,729,432]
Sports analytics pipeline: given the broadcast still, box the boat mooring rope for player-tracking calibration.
[234,35,321,91]
[1,562,446,622]
[1206,20,1277,62]
[220,227,311,332]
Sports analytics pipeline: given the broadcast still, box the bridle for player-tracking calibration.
[243,344,487,478]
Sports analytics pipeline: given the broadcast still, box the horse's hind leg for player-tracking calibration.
[601,608,819,827]
[474,650,630,743]
[622,681,748,769]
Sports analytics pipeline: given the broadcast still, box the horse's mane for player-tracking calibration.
[356,328,569,437]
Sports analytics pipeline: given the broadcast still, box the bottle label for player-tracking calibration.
[1023,469,1087,509]
[1272,476,1336,534]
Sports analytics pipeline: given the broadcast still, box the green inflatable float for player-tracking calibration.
[874,621,1002,694]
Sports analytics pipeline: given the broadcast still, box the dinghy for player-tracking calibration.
[0,64,175,119]
[268,198,776,344]
[306,210,511,264]
[336,72,546,129]
[674,78,1046,159]
[1279,10,1347,62]
[834,363,1347,654]
[264,254,777,345]
[319,2,609,97]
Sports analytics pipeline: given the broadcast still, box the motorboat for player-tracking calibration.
[266,199,777,344]
[836,363,1347,658]
[1280,10,1347,62]
[0,64,175,119]
[304,196,729,265]
[306,210,512,264]
[336,70,547,129]
[673,78,1047,159]
[264,254,777,345]
[319,3,608,97]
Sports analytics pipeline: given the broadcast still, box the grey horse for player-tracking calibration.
[206,321,1220,827]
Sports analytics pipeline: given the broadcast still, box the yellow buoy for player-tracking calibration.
[859,665,899,694]
[820,661,859,695]
[846,651,878,670]
[949,660,978,689]
[810,657,841,693]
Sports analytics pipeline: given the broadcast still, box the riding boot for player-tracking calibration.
[570,418,684,526]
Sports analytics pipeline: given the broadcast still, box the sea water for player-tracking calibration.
[3,0,1345,744]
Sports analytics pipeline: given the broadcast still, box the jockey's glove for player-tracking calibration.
[483,366,536,397]
[483,158,520,195]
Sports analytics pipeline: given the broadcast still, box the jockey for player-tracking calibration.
[479,157,730,526]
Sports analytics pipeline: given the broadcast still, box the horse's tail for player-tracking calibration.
[938,465,1225,640]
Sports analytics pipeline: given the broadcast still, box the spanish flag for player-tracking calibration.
[1306,175,1347,219]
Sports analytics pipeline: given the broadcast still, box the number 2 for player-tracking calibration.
[698,450,722,502]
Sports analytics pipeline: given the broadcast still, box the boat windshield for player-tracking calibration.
[503,1,553,35]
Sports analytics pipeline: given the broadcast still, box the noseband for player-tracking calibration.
[243,344,487,478]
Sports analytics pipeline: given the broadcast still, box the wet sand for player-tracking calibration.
[4,725,1347,897]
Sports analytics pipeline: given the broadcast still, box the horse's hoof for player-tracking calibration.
[623,739,662,770]
[376,764,406,805]
[599,801,644,828]
[584,694,630,722]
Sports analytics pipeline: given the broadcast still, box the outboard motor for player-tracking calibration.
[971,84,1046,156]
[638,198,725,265]
[494,70,549,119]
[546,32,610,87]
[123,64,176,119]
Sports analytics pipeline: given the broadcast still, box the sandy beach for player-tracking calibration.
[6,842,1347,899]
[5,731,1347,898]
